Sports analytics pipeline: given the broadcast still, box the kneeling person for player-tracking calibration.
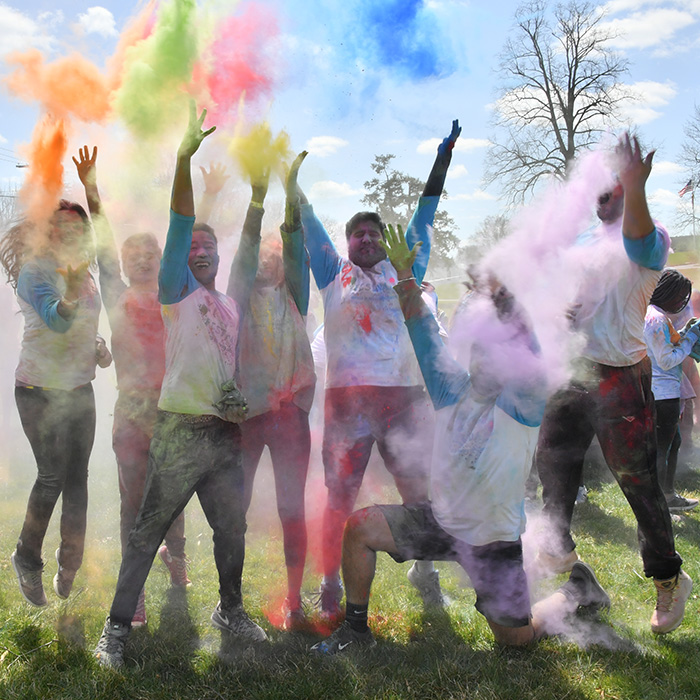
[312,225,610,652]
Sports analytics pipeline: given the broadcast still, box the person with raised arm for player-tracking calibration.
[312,224,610,654]
[95,103,267,668]
[301,121,461,619]
[73,146,190,628]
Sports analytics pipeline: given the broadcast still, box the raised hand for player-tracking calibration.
[438,119,461,156]
[379,224,422,279]
[615,132,654,192]
[285,151,308,202]
[251,167,271,206]
[200,162,229,195]
[56,260,90,300]
[72,145,98,188]
[178,100,216,160]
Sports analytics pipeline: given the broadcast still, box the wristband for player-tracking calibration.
[61,297,79,311]
[250,201,264,210]
[395,276,416,285]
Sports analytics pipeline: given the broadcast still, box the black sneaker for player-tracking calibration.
[561,561,611,612]
[53,548,76,599]
[11,550,47,607]
[211,602,268,642]
[666,493,699,513]
[94,617,130,668]
[310,620,376,655]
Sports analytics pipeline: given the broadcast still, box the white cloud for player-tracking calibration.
[305,136,349,158]
[617,80,677,125]
[447,164,468,179]
[77,6,117,37]
[417,137,490,155]
[650,160,684,176]
[453,189,497,201]
[309,180,363,199]
[649,187,685,207]
[600,9,695,50]
[0,134,7,144]
[0,5,55,56]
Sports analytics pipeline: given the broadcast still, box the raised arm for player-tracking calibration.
[281,151,311,315]
[406,120,461,283]
[73,145,125,312]
[226,168,269,309]
[197,162,229,225]
[160,102,216,304]
[617,133,656,241]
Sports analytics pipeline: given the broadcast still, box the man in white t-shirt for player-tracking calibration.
[535,134,691,635]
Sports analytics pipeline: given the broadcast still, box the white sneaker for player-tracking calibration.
[651,570,692,634]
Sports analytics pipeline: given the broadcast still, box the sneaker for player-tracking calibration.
[282,597,306,631]
[651,570,693,634]
[131,589,147,628]
[561,562,610,612]
[158,545,192,587]
[575,485,588,505]
[665,494,699,513]
[315,578,344,621]
[11,550,47,607]
[534,549,579,577]
[407,563,447,608]
[53,548,76,600]
[211,602,268,642]
[311,620,376,655]
[94,617,130,668]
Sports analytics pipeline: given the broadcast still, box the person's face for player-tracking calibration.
[188,230,219,288]
[123,242,160,286]
[347,220,386,269]
[596,184,624,223]
[48,210,85,257]
[255,247,284,288]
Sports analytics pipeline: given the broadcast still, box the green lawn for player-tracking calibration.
[1,447,700,700]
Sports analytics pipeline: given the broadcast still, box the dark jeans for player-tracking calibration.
[113,393,185,558]
[655,398,681,495]
[240,402,310,591]
[15,384,96,572]
[110,412,246,625]
[536,358,681,580]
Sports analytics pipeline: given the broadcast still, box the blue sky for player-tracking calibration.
[0,0,698,243]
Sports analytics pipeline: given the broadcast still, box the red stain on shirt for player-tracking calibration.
[358,309,372,333]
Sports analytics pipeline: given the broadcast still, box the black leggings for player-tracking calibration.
[655,398,681,495]
[15,384,96,571]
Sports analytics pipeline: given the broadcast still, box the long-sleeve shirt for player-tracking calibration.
[15,257,101,390]
[301,196,438,388]
[395,278,546,546]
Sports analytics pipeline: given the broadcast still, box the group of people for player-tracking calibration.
[0,103,695,668]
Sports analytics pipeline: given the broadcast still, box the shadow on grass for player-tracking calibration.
[572,500,639,551]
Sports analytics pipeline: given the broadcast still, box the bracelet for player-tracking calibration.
[61,297,79,311]
[250,201,264,209]
[395,276,416,285]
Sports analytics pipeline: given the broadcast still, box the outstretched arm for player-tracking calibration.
[406,120,461,283]
[73,145,125,312]
[281,151,311,315]
[160,102,216,304]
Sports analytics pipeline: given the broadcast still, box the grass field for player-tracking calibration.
[1,440,700,700]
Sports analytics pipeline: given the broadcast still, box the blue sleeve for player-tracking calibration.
[397,279,469,409]
[301,204,342,290]
[159,209,198,305]
[405,195,439,284]
[281,225,310,316]
[623,226,669,271]
[17,262,72,333]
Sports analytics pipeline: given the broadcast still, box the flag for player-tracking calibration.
[679,179,693,197]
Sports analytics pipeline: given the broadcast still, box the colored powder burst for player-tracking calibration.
[229,122,292,183]
[113,0,199,140]
[192,3,279,125]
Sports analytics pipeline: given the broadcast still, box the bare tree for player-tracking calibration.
[362,154,461,274]
[677,105,700,235]
[485,0,628,204]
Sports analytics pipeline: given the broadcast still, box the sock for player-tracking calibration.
[345,601,369,632]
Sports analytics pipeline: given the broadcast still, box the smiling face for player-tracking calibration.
[347,219,386,269]
[188,229,219,290]
[122,235,161,288]
[48,209,87,260]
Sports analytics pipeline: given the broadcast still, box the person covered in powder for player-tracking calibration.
[0,200,112,607]
[300,120,462,619]
[311,224,611,653]
[95,102,268,668]
[535,133,692,635]
[643,269,700,512]
[72,146,192,628]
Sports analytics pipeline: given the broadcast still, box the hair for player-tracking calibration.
[344,211,384,240]
[0,200,93,290]
[650,269,692,314]
[192,222,217,245]
[122,232,161,256]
